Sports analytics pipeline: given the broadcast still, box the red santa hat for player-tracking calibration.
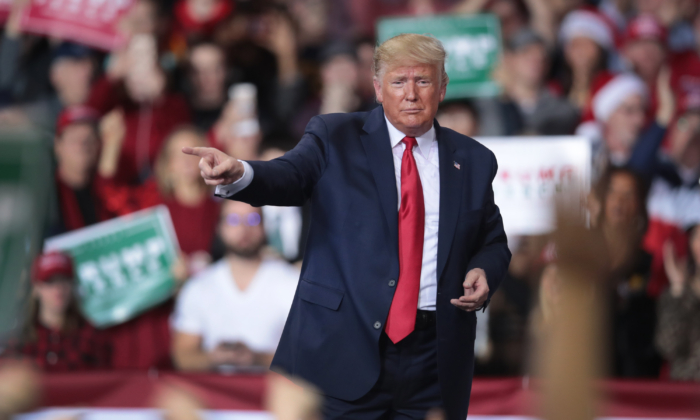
[576,72,648,142]
[559,9,617,50]
[590,72,648,122]
[624,14,667,47]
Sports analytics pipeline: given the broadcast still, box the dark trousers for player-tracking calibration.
[322,312,442,420]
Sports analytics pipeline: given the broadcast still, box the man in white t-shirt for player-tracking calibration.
[171,200,299,371]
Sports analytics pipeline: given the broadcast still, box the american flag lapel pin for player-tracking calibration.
[454,161,461,170]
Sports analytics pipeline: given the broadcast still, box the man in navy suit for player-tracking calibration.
[183,33,511,420]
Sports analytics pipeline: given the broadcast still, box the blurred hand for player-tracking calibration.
[124,35,164,102]
[100,109,126,148]
[5,0,30,38]
[154,384,203,420]
[663,241,687,297]
[209,342,255,367]
[451,268,489,312]
[258,12,297,58]
[106,49,130,81]
[227,342,255,367]
[98,109,126,178]
[182,146,244,186]
[171,252,189,287]
[266,372,321,420]
[0,361,39,417]
[208,343,238,366]
[656,66,675,127]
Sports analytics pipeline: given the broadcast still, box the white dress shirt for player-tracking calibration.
[215,113,440,310]
[384,116,440,311]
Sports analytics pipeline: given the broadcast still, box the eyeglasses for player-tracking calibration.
[225,212,261,227]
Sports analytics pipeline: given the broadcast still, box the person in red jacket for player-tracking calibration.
[1,252,111,372]
[50,106,114,235]
[87,34,191,185]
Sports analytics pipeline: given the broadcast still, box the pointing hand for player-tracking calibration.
[182,146,244,186]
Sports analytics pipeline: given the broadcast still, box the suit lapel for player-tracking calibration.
[360,107,399,253]
[436,123,464,283]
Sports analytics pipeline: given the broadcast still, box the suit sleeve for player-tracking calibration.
[467,152,511,301]
[226,116,329,207]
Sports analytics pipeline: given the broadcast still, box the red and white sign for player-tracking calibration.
[477,137,592,236]
[19,0,135,51]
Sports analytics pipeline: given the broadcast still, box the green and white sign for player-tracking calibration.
[377,14,502,99]
[44,206,180,328]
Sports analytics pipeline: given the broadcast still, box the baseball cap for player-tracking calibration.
[51,42,93,64]
[56,105,100,135]
[624,14,667,46]
[319,41,357,64]
[31,251,74,284]
[507,28,545,52]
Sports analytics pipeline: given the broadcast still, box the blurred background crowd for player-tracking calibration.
[0,0,699,392]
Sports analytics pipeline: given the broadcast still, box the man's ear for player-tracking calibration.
[373,77,383,104]
[438,83,447,103]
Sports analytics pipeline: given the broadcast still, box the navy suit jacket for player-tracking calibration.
[227,106,511,419]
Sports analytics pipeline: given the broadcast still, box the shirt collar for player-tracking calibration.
[384,113,436,158]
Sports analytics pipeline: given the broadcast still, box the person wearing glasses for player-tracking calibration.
[170,200,299,371]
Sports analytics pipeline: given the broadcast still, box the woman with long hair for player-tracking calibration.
[99,115,221,266]
[96,117,220,370]
[3,252,110,371]
[656,224,700,381]
[592,166,661,377]
[555,9,612,109]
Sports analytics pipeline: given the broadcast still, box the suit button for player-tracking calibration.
[388,279,396,287]
[373,321,382,329]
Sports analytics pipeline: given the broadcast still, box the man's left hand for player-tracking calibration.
[451,268,489,312]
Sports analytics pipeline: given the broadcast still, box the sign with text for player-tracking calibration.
[477,137,591,236]
[44,206,180,328]
[20,0,135,51]
[377,14,502,99]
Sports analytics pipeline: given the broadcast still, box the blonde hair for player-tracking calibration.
[373,33,449,86]
[155,126,209,198]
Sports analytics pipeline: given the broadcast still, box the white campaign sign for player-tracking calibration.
[477,137,591,236]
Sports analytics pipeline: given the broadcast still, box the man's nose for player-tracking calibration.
[404,81,418,101]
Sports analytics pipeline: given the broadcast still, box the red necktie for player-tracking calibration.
[385,136,425,344]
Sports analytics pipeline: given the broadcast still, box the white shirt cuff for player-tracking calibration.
[214,160,254,198]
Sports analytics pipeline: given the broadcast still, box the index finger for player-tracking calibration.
[182,146,214,157]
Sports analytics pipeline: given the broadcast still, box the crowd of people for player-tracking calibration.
[0,0,699,384]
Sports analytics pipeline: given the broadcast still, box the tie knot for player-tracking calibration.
[402,136,417,150]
